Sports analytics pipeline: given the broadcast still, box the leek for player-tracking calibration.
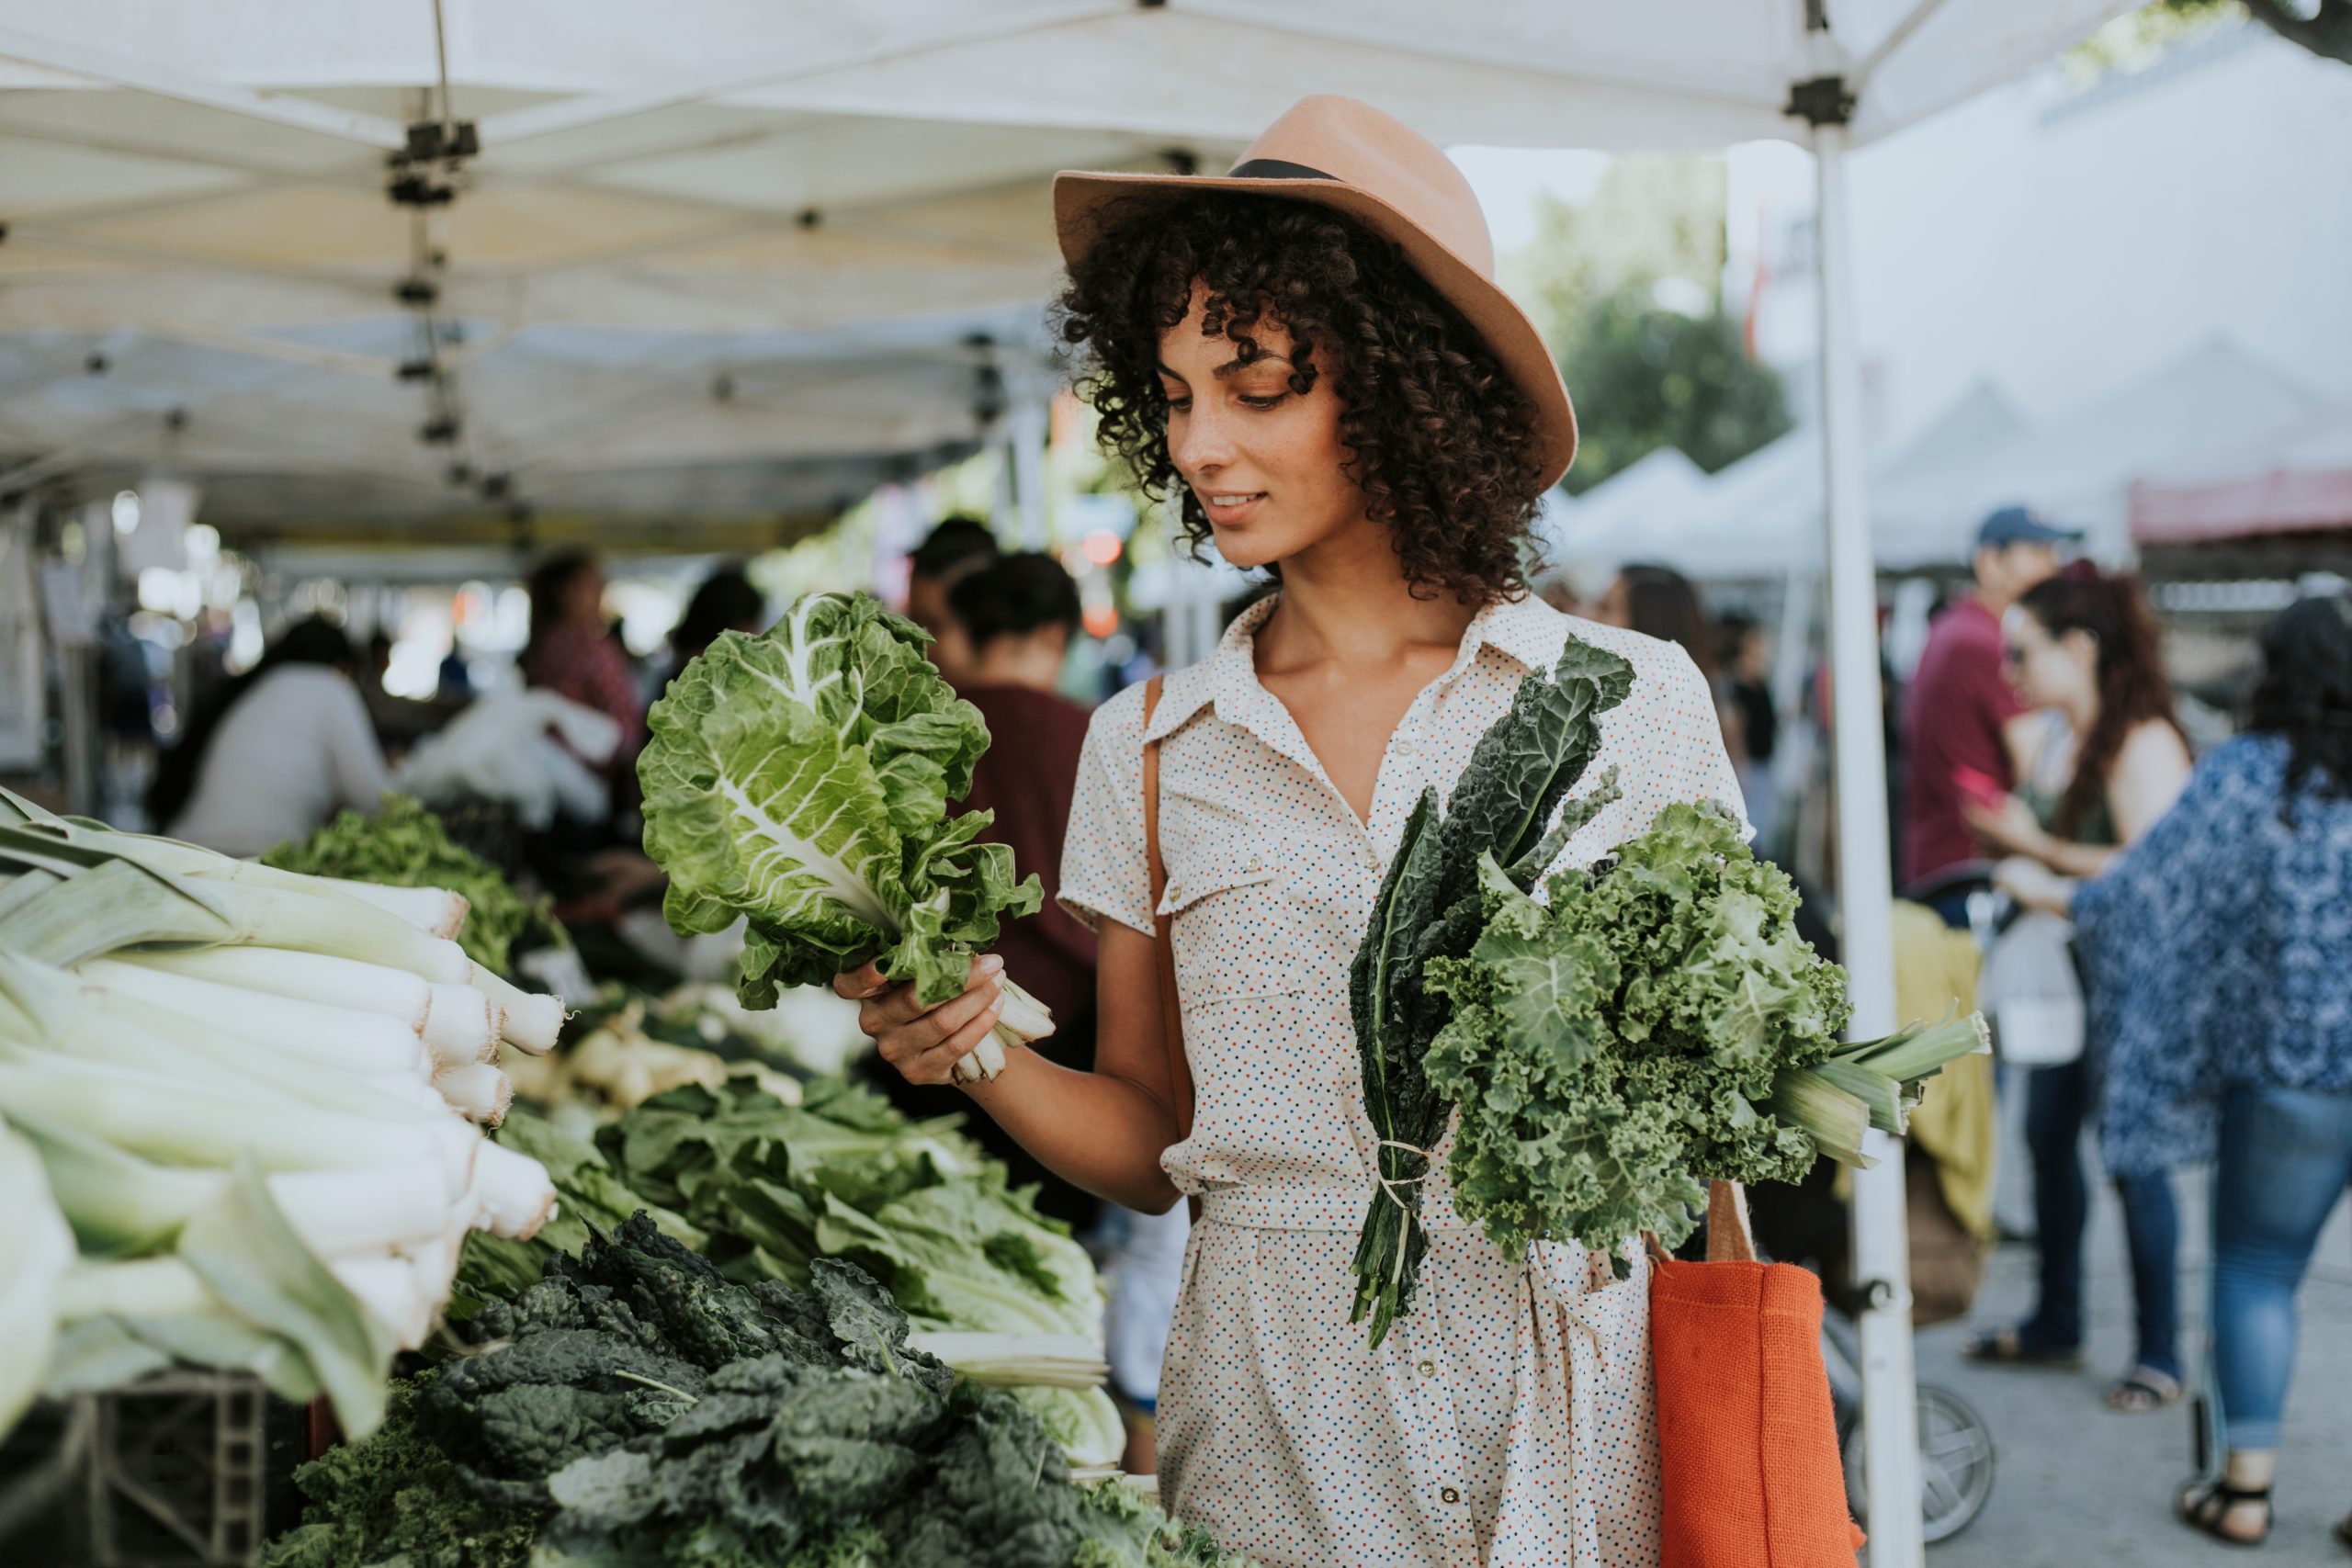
[469,962,564,1054]
[75,958,432,1077]
[112,945,433,1031]
[0,1124,71,1436]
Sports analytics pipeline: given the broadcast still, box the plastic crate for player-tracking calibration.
[85,1370,267,1568]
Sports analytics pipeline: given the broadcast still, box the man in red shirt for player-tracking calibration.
[1900,505,2076,922]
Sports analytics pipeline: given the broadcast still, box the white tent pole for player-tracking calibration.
[1812,115,1924,1567]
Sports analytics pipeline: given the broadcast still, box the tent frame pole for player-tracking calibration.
[1811,113,1926,1568]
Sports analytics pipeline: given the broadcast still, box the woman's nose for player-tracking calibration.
[1170,403,1237,479]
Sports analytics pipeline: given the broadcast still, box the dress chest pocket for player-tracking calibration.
[1159,846,1306,1002]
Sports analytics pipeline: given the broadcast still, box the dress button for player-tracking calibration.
[1416,1359,1437,1378]
[1441,1486,1461,1505]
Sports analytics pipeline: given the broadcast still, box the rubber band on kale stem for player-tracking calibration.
[1368,1137,1441,1293]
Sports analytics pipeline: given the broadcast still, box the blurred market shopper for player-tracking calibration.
[150,615,391,858]
[903,514,999,685]
[1720,612,1780,844]
[661,563,765,693]
[1900,504,2075,916]
[1963,566,2194,1414]
[870,551,1104,1232]
[837,96,1743,1564]
[2000,593,2352,1550]
[522,549,646,789]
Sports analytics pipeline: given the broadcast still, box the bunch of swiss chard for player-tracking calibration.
[1348,637,1634,1347]
[639,591,1052,1082]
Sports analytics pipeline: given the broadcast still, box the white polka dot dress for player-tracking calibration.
[1058,592,1747,1568]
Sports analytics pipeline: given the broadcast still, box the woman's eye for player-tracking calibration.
[1238,392,1288,411]
[1164,395,1192,413]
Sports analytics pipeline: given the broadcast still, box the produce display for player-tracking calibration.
[1346,644,1985,1344]
[264,1216,1248,1567]
[496,983,809,1117]
[639,591,1052,1081]
[265,794,566,976]
[0,789,563,1440]
[594,1077,1125,1468]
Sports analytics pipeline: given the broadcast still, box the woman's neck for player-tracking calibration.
[1254,522,1478,674]
[966,638,1064,691]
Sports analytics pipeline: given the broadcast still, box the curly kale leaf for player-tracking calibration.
[259,1375,543,1568]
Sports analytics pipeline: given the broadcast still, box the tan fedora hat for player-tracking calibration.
[1054,95,1577,489]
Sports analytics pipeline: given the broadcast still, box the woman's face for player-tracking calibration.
[1159,280,1363,573]
[2003,606,2096,713]
[563,563,606,629]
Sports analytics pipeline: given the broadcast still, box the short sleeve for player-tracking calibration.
[1665,645,1752,838]
[1054,686,1154,936]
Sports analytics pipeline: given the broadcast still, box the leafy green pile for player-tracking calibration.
[456,1107,707,1307]
[267,1216,1247,1568]
[260,1376,540,1568]
[1427,800,1988,1263]
[638,592,1042,1022]
[265,795,562,974]
[597,1077,1122,1465]
[1348,636,1632,1345]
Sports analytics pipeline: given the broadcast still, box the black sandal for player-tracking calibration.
[1962,1325,2086,1369]
[2177,1477,2273,1548]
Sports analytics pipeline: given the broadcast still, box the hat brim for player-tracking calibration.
[1054,169,1577,491]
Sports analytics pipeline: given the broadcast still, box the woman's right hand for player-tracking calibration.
[831,953,1007,1087]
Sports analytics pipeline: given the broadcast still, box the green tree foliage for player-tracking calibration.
[1552,289,1793,495]
[1504,155,1792,496]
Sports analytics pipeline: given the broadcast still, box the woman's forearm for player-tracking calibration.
[961,1049,1184,1213]
[2037,838,2116,879]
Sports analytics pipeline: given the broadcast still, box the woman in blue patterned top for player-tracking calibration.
[2000,593,2352,1551]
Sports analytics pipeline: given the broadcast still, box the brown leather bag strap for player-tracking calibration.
[1140,675,1195,1143]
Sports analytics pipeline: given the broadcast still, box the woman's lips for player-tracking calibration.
[1200,491,1266,525]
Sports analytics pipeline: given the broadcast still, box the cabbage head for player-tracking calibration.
[639,592,1041,1010]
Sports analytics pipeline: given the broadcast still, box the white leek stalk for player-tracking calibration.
[471,1140,557,1241]
[433,1062,514,1127]
[76,959,431,1077]
[422,982,500,1067]
[906,1330,1110,1389]
[468,963,564,1055]
[113,946,432,1032]
[0,1125,72,1436]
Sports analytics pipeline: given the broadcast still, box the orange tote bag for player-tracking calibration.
[1649,1181,1867,1567]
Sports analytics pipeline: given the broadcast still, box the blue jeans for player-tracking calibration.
[2018,1057,2183,1380]
[2210,1083,2352,1451]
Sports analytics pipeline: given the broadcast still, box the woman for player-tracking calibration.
[151,615,390,857]
[1961,566,2194,1414]
[833,96,1740,1566]
[522,550,647,776]
[2001,594,2352,1550]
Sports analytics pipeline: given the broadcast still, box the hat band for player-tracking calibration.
[1228,157,1336,182]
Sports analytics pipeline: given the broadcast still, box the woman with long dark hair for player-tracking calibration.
[2002,593,2352,1548]
[1962,566,2194,1413]
[151,615,389,857]
[831,96,1743,1563]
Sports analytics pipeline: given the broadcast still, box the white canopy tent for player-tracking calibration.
[2132,396,2352,550]
[0,5,2154,1557]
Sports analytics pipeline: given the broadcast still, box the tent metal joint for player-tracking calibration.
[1786,74,1857,127]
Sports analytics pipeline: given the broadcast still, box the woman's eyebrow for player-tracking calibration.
[1157,354,1295,381]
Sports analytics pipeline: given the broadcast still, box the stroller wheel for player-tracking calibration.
[1840,1384,1996,1543]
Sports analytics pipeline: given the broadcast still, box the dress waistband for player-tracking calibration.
[1193,1183,1471,1232]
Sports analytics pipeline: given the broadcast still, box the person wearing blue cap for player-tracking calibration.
[1898,503,2081,920]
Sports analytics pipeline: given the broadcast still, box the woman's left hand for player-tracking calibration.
[1963,792,2047,859]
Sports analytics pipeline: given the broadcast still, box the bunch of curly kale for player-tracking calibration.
[265,1213,1244,1568]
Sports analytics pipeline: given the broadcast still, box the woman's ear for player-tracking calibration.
[2060,626,2099,665]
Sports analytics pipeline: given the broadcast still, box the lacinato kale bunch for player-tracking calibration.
[268,1214,1250,1567]
[1348,636,1633,1347]
[1425,800,1988,1268]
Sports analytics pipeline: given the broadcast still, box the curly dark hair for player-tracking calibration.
[1053,191,1549,604]
[2015,566,2183,840]
[2247,593,2352,816]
